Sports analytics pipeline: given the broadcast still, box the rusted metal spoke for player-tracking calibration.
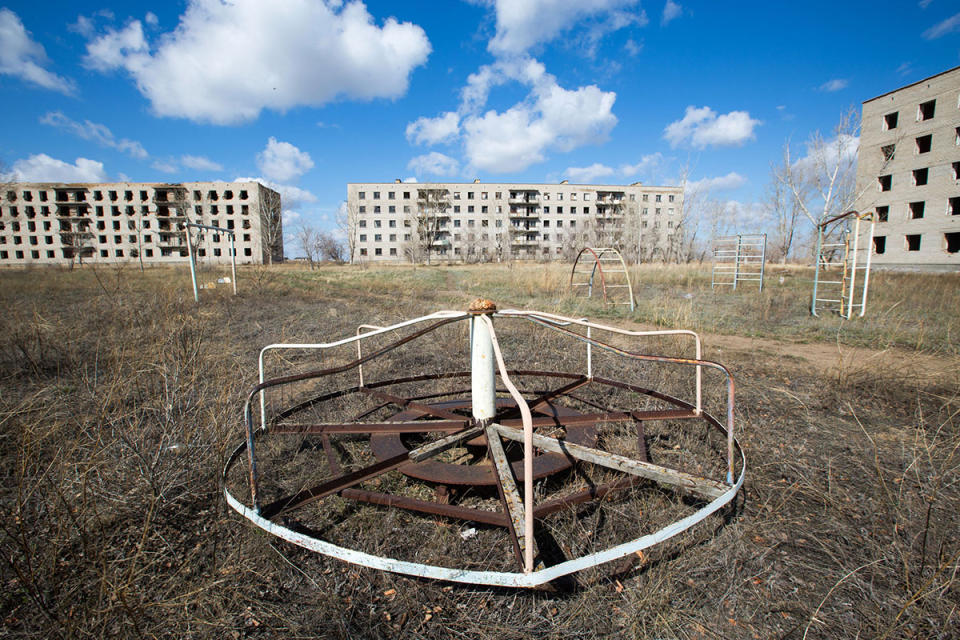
[271,420,469,435]
[261,426,483,519]
[495,376,590,421]
[340,488,509,527]
[493,424,728,501]
[485,425,530,569]
[362,388,467,421]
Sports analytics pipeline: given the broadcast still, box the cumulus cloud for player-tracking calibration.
[922,11,960,39]
[792,134,859,178]
[151,159,178,173]
[181,155,223,171]
[620,152,663,177]
[818,78,848,92]
[3,154,108,182]
[256,137,313,183]
[40,111,148,158]
[661,0,682,25]
[0,9,75,93]
[460,59,617,173]
[564,162,615,183]
[82,0,431,124]
[407,152,460,176]
[406,112,460,146]
[664,106,760,148]
[487,0,643,56]
[234,176,318,212]
[687,172,747,193]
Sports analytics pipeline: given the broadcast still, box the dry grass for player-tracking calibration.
[0,261,958,639]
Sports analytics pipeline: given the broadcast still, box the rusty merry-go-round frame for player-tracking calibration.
[222,300,745,588]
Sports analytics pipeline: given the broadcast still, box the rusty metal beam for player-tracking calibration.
[493,424,727,501]
[485,424,536,570]
[271,420,469,435]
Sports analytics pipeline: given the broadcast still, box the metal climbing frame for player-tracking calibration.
[224,300,745,588]
[569,247,635,311]
[811,211,875,318]
[185,222,238,303]
[711,234,767,292]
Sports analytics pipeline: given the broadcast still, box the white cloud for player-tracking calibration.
[402,177,418,183]
[623,38,643,56]
[661,0,682,26]
[39,111,148,158]
[818,78,848,92]
[487,0,642,56]
[620,152,663,177]
[896,62,913,76]
[687,172,747,193]
[256,137,313,183]
[922,11,960,39]
[564,162,615,183]
[406,111,460,146]
[463,62,617,173]
[407,152,460,176]
[82,0,431,124]
[792,134,859,178]
[664,106,760,148]
[151,159,178,173]
[0,9,75,93]
[234,176,318,211]
[3,154,108,182]
[918,0,933,7]
[181,155,223,171]
[144,12,159,26]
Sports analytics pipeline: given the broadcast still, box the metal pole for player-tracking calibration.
[846,219,860,320]
[185,225,199,303]
[733,235,742,291]
[860,218,874,317]
[230,232,238,296]
[470,315,496,421]
[758,234,767,293]
[811,225,823,316]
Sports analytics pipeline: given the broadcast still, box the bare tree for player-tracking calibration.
[296,222,320,269]
[775,107,896,236]
[317,231,346,264]
[414,188,449,264]
[766,162,806,263]
[335,200,358,263]
[257,186,283,264]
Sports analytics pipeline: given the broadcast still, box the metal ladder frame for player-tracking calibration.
[711,234,767,292]
[811,210,875,318]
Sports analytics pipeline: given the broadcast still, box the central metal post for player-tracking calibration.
[470,304,497,422]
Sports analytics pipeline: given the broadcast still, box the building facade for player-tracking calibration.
[347,180,684,263]
[854,66,960,270]
[0,181,282,267]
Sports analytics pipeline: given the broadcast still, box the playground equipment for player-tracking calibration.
[223,299,744,588]
[711,234,767,292]
[569,247,635,311]
[811,211,875,318]
[185,222,238,303]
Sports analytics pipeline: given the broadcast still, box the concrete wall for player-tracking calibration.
[0,181,282,267]
[855,66,960,270]
[346,181,684,263]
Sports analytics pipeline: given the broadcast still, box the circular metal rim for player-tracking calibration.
[222,370,746,588]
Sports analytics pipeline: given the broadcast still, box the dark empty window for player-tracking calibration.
[918,100,935,121]
[909,201,925,219]
[954,162,960,180]
[884,112,898,130]
[946,233,960,254]
[950,197,960,215]
[916,135,932,154]
[913,168,928,186]
[906,234,921,251]
[878,175,892,191]
[881,144,896,161]
[876,205,889,222]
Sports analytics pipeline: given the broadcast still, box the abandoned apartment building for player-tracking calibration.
[854,65,960,270]
[0,181,283,266]
[347,180,684,263]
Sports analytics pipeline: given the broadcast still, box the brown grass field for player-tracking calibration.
[1,261,958,639]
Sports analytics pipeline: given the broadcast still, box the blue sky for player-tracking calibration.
[1,0,959,251]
